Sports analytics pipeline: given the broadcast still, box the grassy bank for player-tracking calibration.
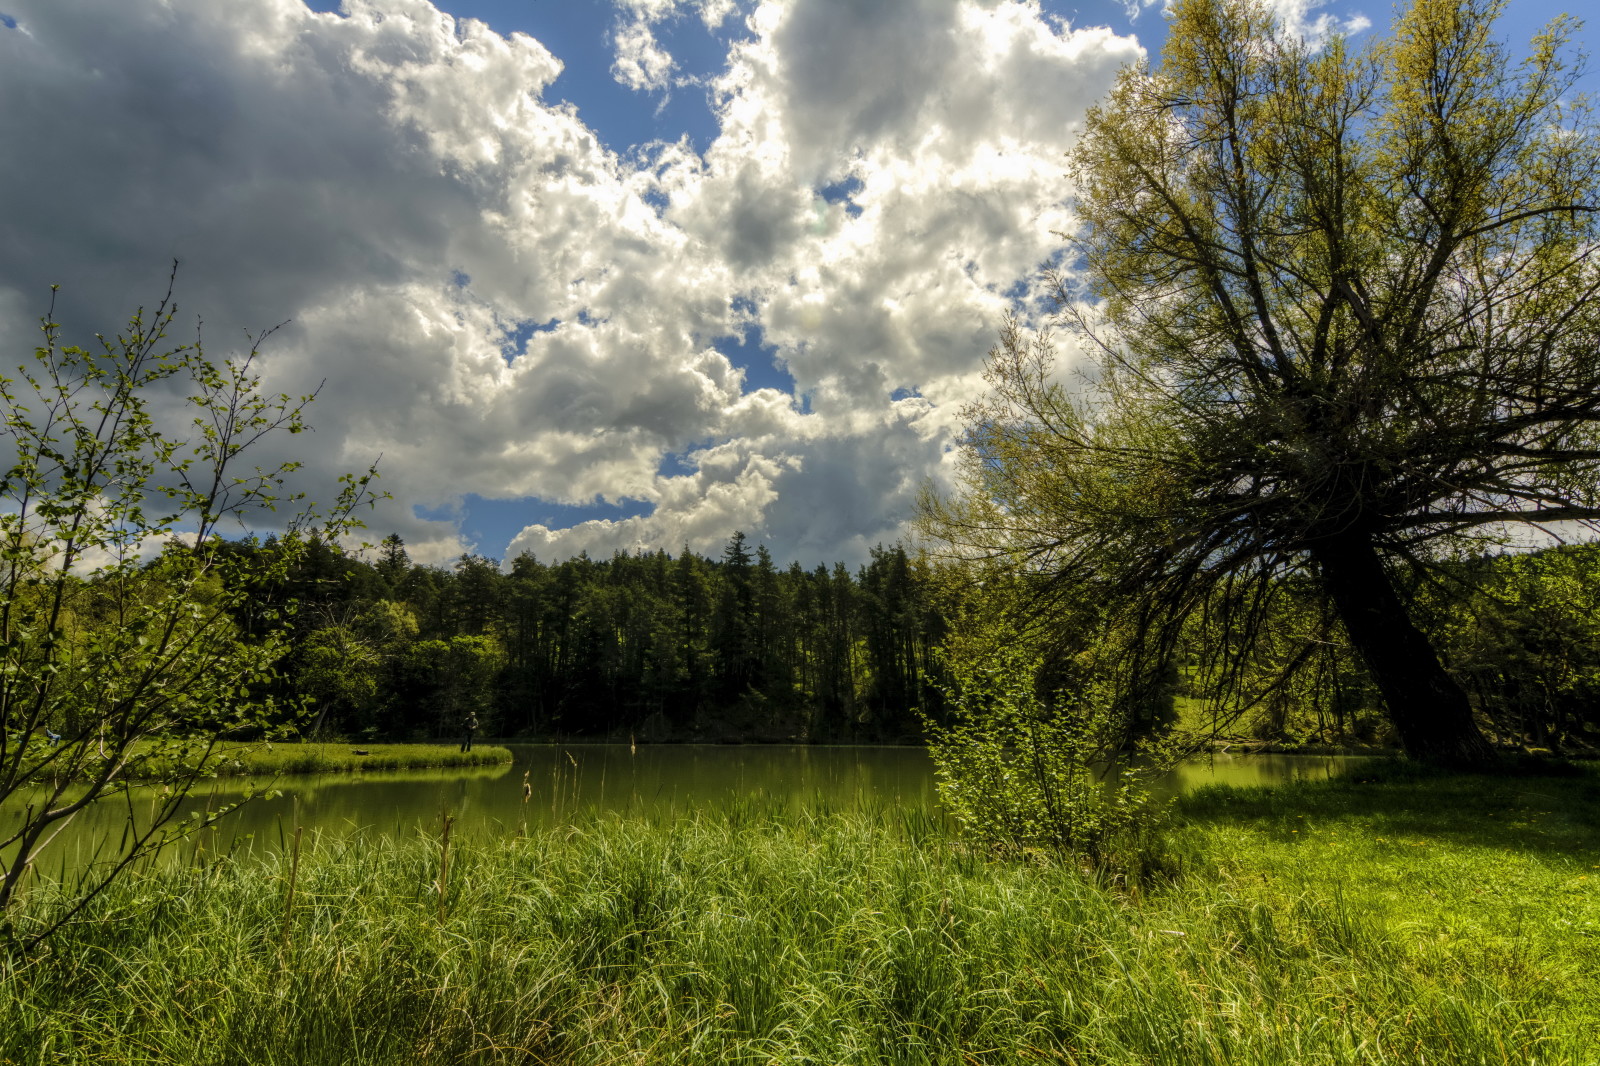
[210,741,514,776]
[115,741,517,779]
[2,765,1595,1065]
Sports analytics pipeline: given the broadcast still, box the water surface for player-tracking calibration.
[6,744,1363,870]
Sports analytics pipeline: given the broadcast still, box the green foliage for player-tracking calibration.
[0,275,378,949]
[1431,545,1600,752]
[926,645,1169,866]
[263,534,951,744]
[395,634,506,737]
[924,0,1600,765]
[297,623,384,737]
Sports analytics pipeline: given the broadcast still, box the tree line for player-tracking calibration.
[1165,543,1600,754]
[217,526,1600,754]
[230,531,949,744]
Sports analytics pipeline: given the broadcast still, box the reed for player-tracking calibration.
[279,823,303,954]
[436,812,454,924]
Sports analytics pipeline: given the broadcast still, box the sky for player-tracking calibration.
[0,0,1590,568]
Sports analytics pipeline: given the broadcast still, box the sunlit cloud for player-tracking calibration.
[0,0,1139,566]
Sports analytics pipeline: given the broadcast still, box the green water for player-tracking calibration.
[6,744,1362,871]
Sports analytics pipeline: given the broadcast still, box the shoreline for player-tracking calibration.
[211,742,515,776]
[102,742,517,780]
[502,733,1400,757]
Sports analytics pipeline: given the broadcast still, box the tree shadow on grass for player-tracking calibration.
[1175,758,1600,858]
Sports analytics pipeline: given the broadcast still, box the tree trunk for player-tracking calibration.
[1311,533,1496,766]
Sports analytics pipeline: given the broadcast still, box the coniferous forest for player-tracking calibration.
[238,531,949,744]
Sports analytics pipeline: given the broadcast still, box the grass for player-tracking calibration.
[1172,760,1600,1046]
[128,741,515,779]
[0,763,1595,1065]
[209,741,514,776]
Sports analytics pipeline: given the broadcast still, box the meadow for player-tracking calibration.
[210,742,514,776]
[116,741,515,780]
[2,761,1595,1065]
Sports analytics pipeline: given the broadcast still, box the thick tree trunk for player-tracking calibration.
[1311,533,1496,766]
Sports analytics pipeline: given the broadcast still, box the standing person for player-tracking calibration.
[461,712,479,753]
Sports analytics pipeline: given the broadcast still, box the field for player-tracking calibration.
[2,762,1595,1065]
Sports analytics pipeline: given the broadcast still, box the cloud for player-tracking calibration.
[613,0,739,31]
[0,0,1137,568]
[1115,0,1370,43]
[1264,0,1371,41]
[667,0,1139,408]
[611,19,676,92]
[1119,0,1164,22]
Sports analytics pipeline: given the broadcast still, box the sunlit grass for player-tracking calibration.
[212,741,513,776]
[2,763,1595,1065]
[126,740,514,778]
[1172,760,1600,1048]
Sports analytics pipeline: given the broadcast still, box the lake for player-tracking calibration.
[5,744,1366,874]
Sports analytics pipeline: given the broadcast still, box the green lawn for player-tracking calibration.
[3,762,1594,1065]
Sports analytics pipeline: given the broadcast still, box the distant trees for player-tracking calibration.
[1437,546,1600,751]
[924,0,1600,765]
[395,634,505,738]
[257,534,950,744]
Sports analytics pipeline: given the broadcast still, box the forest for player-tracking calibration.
[214,528,1600,754]
[242,531,948,745]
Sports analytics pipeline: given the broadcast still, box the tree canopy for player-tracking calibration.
[923,0,1600,764]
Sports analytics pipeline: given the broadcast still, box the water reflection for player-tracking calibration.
[1156,752,1362,796]
[5,744,1364,871]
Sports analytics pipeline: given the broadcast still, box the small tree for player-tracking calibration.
[925,0,1600,765]
[926,643,1167,867]
[0,275,378,949]
[297,619,385,739]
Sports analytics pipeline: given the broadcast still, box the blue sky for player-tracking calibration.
[1,0,1592,566]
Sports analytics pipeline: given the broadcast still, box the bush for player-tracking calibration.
[925,647,1170,870]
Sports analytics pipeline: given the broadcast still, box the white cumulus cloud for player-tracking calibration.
[0,0,1139,567]
[611,19,677,92]
[1266,0,1370,41]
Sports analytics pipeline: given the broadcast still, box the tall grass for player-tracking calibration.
[1,766,1595,1065]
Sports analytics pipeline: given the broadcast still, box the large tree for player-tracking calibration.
[924,0,1600,764]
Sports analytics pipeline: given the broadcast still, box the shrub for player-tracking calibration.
[925,646,1170,870]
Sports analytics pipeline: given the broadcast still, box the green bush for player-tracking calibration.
[925,647,1169,869]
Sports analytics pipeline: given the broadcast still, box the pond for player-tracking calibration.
[6,744,1366,874]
